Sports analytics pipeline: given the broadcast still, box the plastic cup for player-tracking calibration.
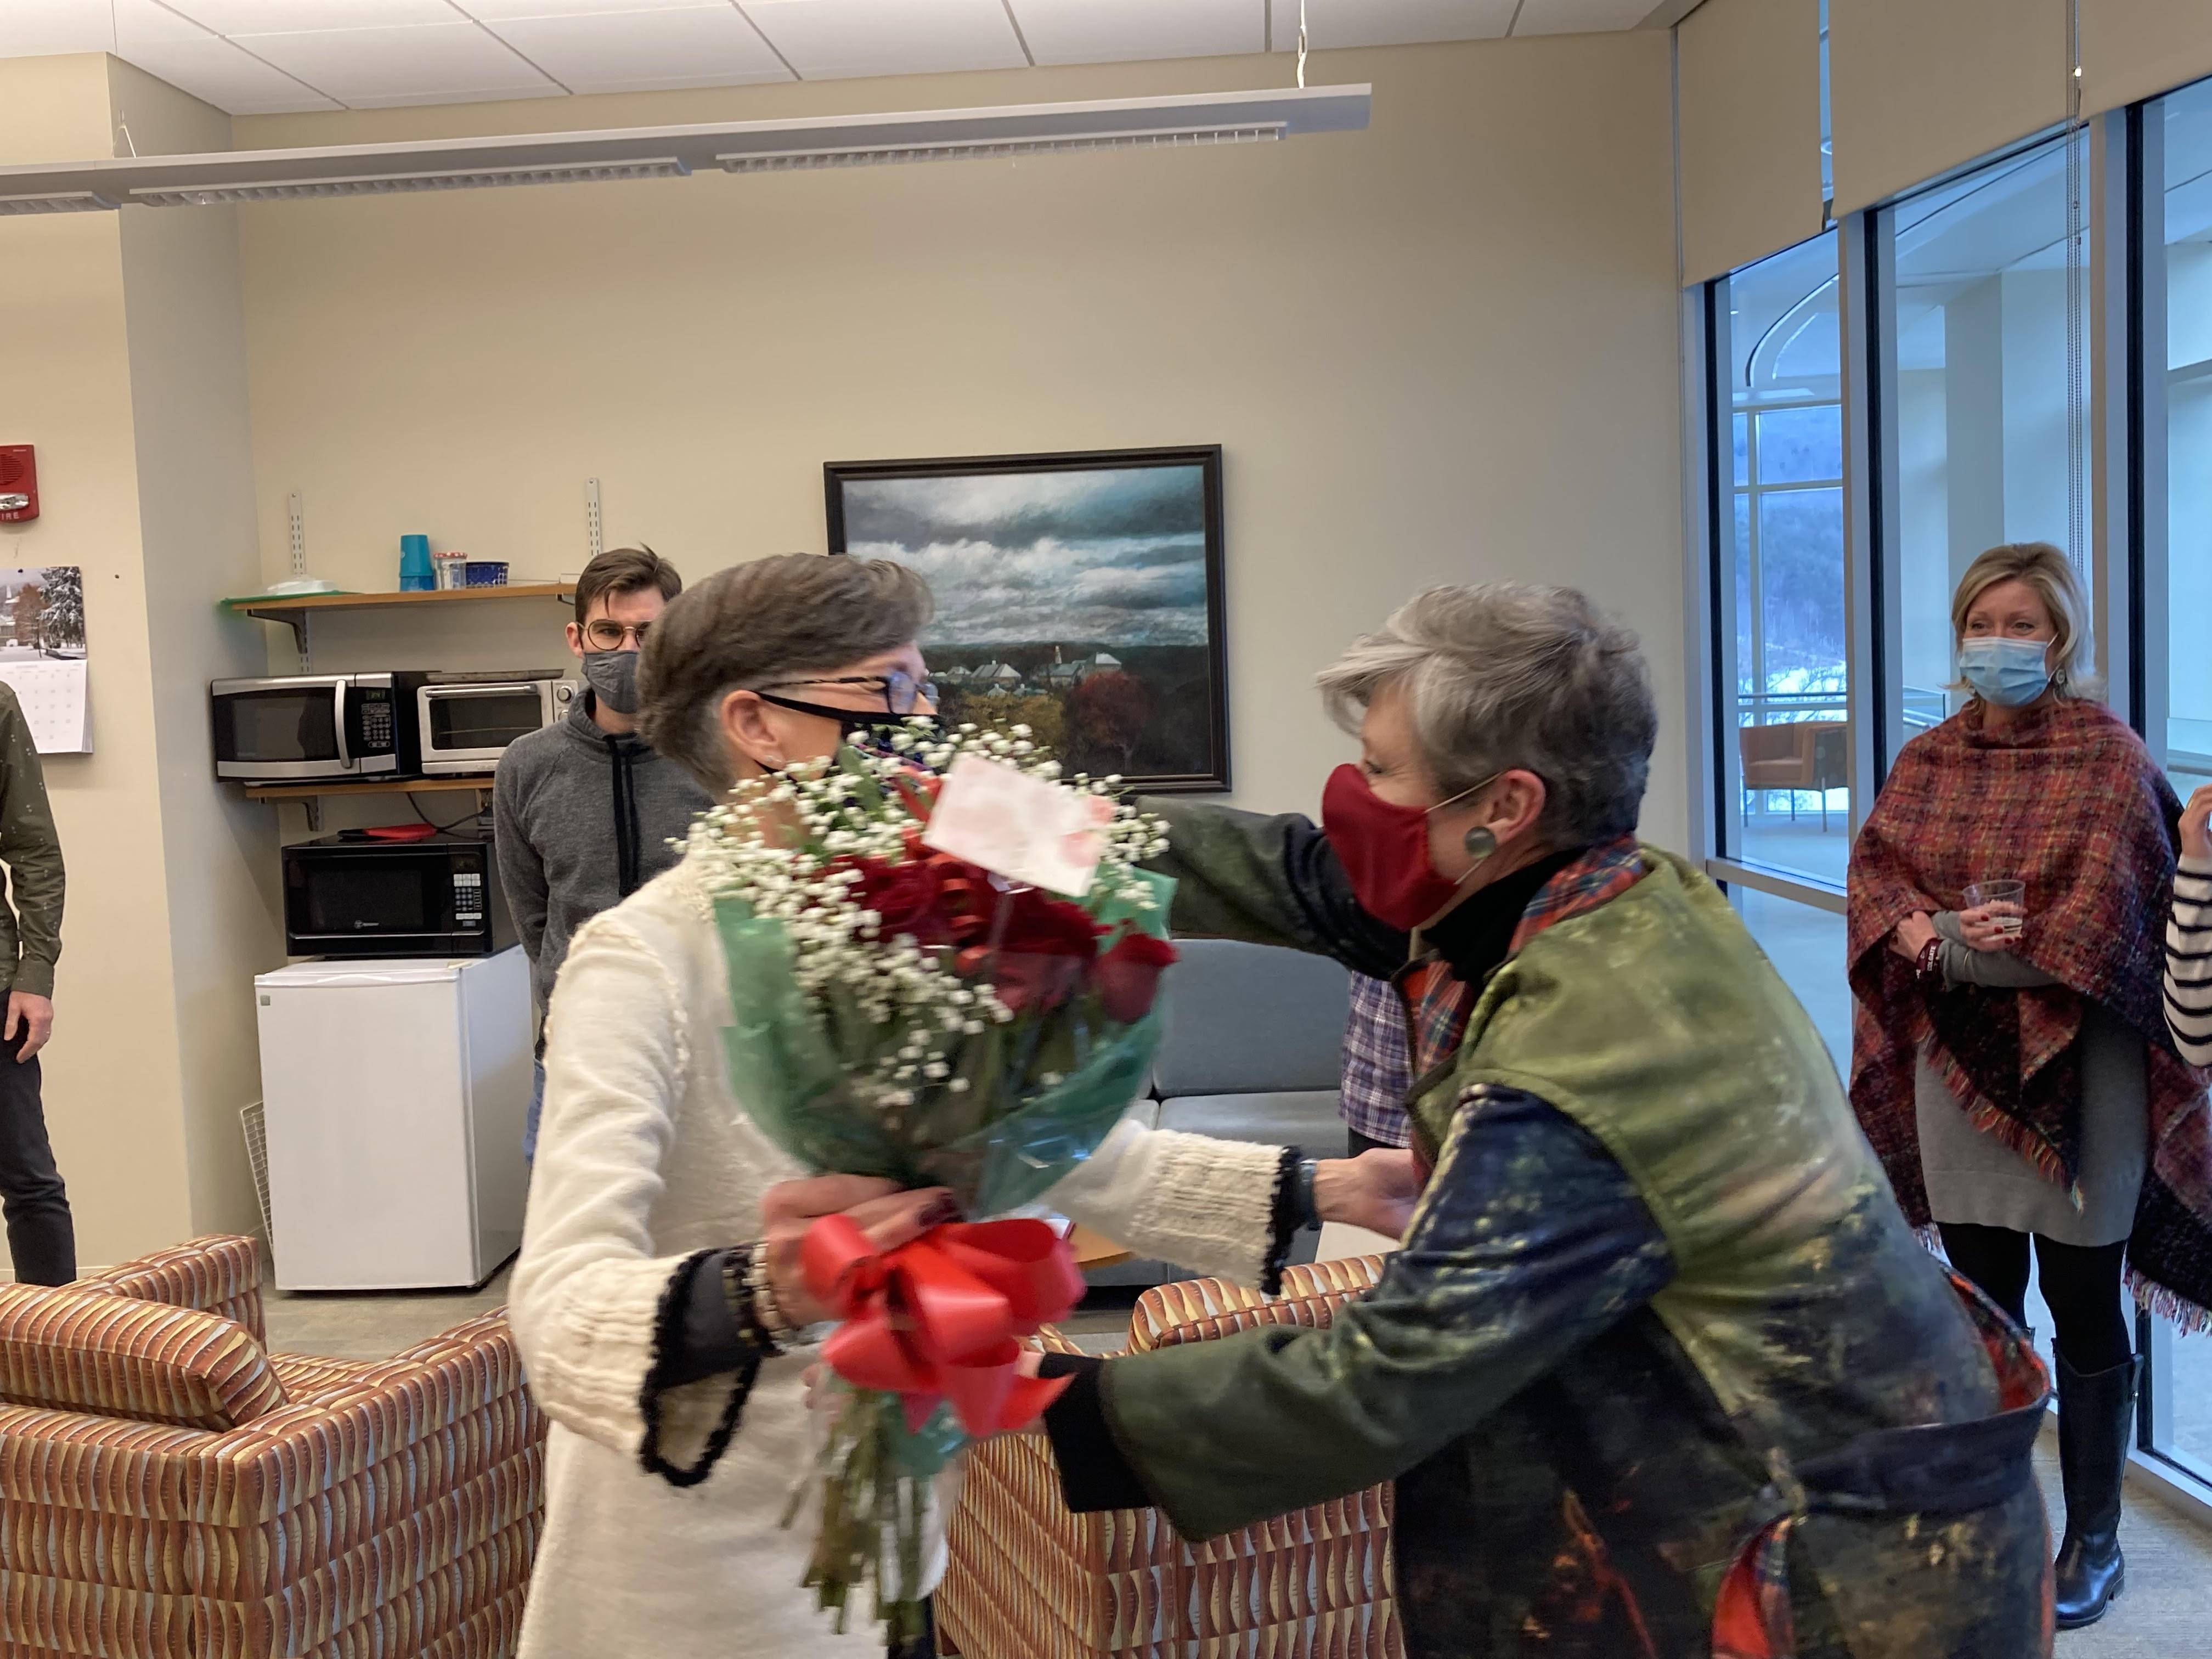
[1964,878,2027,936]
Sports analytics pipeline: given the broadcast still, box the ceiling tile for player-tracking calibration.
[1,0,125,55]
[161,1,464,30]
[1266,0,1515,50]
[119,37,343,113]
[1510,0,1654,34]
[1011,0,1263,67]
[482,7,791,91]
[111,0,225,49]
[457,0,748,16]
[228,21,563,104]
[740,0,1026,81]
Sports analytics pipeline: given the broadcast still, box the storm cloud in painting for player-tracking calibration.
[841,466,1210,647]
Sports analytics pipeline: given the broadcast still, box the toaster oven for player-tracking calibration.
[416,671,574,776]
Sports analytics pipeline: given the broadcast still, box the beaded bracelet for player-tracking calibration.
[746,1238,799,1347]
[719,1244,788,1362]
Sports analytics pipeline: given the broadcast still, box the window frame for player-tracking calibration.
[1685,84,2212,1526]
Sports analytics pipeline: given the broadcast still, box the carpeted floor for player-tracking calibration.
[265,1267,2212,1651]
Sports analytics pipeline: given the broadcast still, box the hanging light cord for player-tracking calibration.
[1297,0,1309,89]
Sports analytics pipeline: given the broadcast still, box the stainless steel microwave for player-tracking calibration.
[282,833,515,959]
[416,671,574,776]
[211,673,429,783]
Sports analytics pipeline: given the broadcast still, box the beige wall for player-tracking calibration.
[234,37,1689,844]
[113,59,284,1248]
[0,56,273,1269]
[0,56,195,1265]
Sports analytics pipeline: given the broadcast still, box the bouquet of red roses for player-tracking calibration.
[691,720,1176,1643]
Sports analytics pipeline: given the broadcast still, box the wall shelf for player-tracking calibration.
[221,583,574,667]
[241,773,494,831]
[241,777,493,801]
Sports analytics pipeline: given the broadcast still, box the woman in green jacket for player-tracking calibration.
[1030,582,2053,1659]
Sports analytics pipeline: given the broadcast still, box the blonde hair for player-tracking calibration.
[1950,541,2099,698]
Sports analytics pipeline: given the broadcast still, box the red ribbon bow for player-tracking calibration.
[801,1214,1083,1435]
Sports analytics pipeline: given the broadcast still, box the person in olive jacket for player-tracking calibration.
[0,681,68,1284]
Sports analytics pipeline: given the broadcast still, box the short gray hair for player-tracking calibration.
[1316,583,1656,845]
[636,552,935,792]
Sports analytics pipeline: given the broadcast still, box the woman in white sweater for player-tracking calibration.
[507,553,1417,1659]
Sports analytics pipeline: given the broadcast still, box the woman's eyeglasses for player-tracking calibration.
[760,672,939,715]
[584,619,653,651]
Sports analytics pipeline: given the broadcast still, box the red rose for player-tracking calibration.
[996,888,1108,960]
[1091,931,1179,1023]
[967,949,1088,1015]
[845,856,950,943]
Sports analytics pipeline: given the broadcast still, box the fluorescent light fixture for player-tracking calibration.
[0,86,1368,210]
[130,159,687,207]
[718,124,1283,174]
[0,192,117,216]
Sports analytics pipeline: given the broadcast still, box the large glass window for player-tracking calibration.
[1718,233,1848,887]
[1884,133,2093,735]
[2150,78,2212,1485]
[1734,888,1850,1072]
[2164,81,2212,800]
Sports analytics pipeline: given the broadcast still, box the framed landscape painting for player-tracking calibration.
[826,445,1229,792]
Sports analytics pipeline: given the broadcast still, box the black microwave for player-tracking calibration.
[212,673,430,784]
[282,834,516,960]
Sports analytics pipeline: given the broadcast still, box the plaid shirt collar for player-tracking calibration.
[1400,836,1646,1085]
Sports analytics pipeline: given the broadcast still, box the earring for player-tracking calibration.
[1463,825,1498,862]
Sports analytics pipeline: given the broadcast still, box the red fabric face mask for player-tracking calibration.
[1321,763,1496,932]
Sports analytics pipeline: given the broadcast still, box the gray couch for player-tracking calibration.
[1088,937,1352,1286]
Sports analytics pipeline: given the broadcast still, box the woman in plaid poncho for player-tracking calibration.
[1848,541,2212,1631]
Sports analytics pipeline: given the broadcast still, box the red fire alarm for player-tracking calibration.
[0,447,36,523]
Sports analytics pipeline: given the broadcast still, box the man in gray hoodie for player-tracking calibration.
[494,546,713,1160]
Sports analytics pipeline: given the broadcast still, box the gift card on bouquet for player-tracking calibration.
[922,753,1114,896]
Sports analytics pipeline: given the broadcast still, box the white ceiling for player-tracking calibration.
[3,0,1658,117]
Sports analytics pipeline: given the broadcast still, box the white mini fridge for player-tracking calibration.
[257,947,531,1291]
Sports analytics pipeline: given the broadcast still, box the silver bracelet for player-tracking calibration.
[748,1238,797,1344]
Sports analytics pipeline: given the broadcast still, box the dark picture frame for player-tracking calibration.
[825,445,1229,793]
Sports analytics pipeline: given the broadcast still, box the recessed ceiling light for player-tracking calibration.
[0,193,118,216]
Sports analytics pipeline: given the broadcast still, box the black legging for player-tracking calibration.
[1939,1222,2134,1372]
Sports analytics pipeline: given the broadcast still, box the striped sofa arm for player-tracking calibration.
[942,1259,1400,1659]
[88,1234,267,1346]
[190,1308,546,1659]
[0,1400,234,1659]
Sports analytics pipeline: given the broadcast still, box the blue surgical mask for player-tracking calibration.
[1957,637,2052,708]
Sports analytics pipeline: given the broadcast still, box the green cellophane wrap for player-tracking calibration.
[718,862,1175,1643]
[713,866,1173,1217]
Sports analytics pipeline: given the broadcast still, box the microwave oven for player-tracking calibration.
[211,673,429,783]
[282,834,515,959]
[417,671,575,776]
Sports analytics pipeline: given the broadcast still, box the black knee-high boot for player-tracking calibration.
[2052,1347,2143,1629]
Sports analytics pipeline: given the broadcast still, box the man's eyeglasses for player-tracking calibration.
[584,619,653,651]
[760,672,939,715]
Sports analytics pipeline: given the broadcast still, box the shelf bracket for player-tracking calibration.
[301,797,321,834]
[241,606,313,671]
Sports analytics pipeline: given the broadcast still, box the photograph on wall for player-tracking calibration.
[0,567,88,754]
[826,447,1228,792]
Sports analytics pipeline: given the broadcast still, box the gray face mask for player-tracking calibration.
[580,648,640,714]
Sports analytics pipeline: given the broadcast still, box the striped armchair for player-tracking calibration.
[938,1255,1402,1659]
[0,1234,544,1658]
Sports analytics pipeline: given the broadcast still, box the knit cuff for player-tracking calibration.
[638,1249,759,1488]
[1260,1147,1305,1297]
